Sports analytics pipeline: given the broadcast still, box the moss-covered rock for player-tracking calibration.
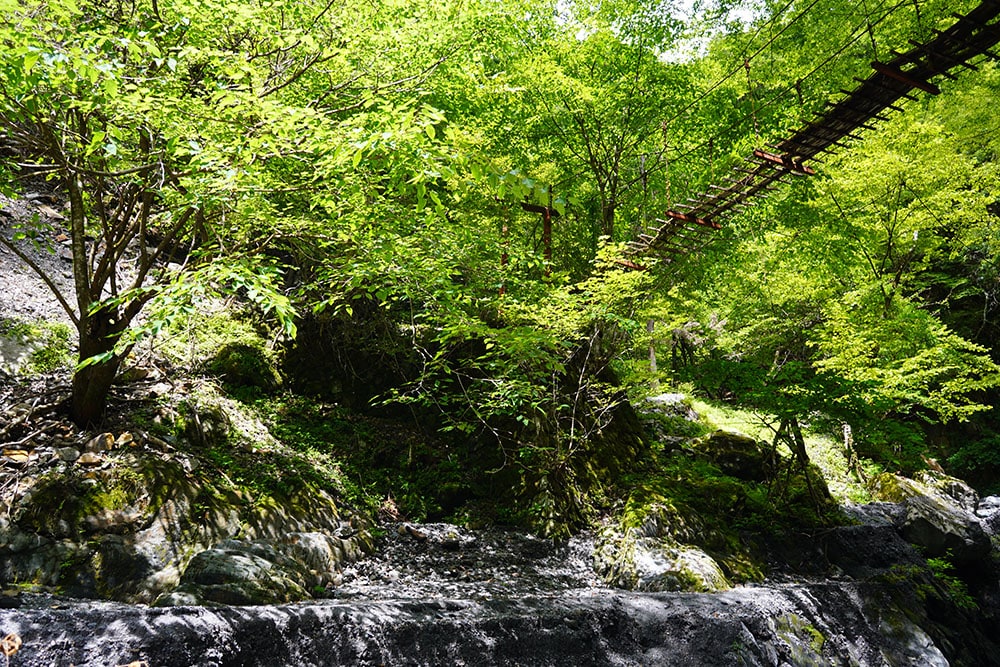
[696,430,777,482]
[595,528,731,592]
[772,613,828,666]
[596,496,736,593]
[207,342,282,391]
[154,309,283,391]
[869,472,991,563]
[156,542,310,606]
[155,529,373,606]
[914,470,980,511]
[0,384,374,603]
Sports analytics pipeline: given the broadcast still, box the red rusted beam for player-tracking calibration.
[871,61,942,94]
[662,210,722,230]
[751,149,816,175]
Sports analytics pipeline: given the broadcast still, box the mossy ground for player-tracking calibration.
[0,316,73,374]
[605,396,870,584]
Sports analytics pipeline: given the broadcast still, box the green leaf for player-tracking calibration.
[22,51,40,74]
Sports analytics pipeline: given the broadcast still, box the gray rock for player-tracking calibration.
[0,334,40,375]
[645,393,699,421]
[595,516,730,594]
[915,470,979,511]
[900,493,991,563]
[976,495,1000,536]
[158,543,310,606]
[870,473,992,563]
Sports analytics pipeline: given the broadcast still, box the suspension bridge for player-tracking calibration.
[629,0,1000,262]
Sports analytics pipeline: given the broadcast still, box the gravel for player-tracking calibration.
[332,522,608,601]
[0,191,77,325]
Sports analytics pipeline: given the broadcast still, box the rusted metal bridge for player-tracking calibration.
[631,0,1000,261]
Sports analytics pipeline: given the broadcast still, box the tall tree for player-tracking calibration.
[0,0,428,423]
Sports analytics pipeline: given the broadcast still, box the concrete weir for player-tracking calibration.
[0,581,973,666]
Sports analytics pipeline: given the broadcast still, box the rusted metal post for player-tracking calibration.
[521,192,560,278]
[500,217,509,296]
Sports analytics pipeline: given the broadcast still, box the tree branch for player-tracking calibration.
[0,236,79,326]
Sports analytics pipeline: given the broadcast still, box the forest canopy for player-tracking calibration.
[2,0,1000,528]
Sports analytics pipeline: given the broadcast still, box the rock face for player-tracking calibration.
[869,471,992,563]
[0,580,988,667]
[0,437,372,604]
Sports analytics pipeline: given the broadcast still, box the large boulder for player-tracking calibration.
[634,539,729,592]
[156,540,310,606]
[596,531,730,593]
[595,502,731,593]
[155,529,372,606]
[915,470,980,511]
[697,430,776,482]
[870,472,991,563]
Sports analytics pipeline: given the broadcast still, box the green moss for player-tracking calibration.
[207,342,281,391]
[156,310,282,390]
[28,321,72,373]
[17,466,152,538]
[775,614,825,657]
[0,317,72,375]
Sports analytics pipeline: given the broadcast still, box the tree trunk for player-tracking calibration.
[647,319,659,391]
[71,358,121,426]
[70,308,126,426]
[601,201,616,238]
[787,416,809,467]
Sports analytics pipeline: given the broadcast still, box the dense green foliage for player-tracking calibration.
[2,0,1000,531]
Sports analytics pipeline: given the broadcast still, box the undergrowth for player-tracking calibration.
[230,391,473,522]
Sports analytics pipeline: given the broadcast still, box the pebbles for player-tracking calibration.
[333,522,607,601]
[0,193,75,325]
